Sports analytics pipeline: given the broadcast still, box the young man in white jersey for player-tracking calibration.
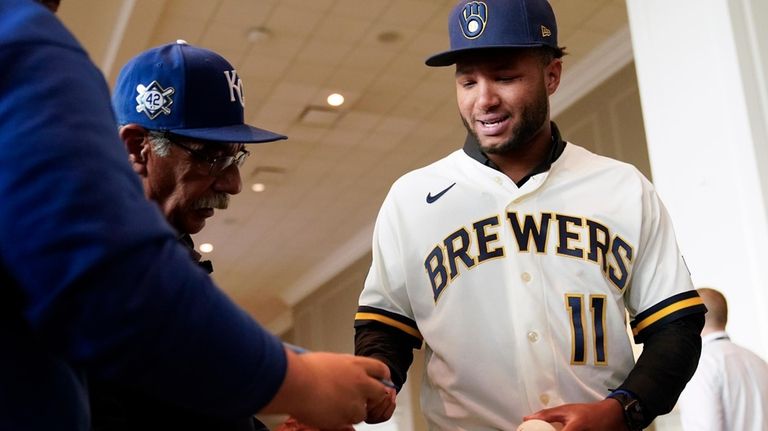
[354,0,707,430]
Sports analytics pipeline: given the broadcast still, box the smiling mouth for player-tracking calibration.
[478,116,508,126]
[475,115,510,135]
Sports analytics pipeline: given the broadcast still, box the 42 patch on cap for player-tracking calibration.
[135,81,175,120]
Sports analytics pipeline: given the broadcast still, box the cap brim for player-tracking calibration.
[170,124,287,144]
[425,43,549,67]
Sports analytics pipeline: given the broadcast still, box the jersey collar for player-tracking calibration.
[702,330,729,345]
[462,121,566,187]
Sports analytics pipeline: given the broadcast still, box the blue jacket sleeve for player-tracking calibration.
[0,0,285,418]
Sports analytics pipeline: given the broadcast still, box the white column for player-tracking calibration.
[626,0,768,360]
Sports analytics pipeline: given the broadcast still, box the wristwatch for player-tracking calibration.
[607,390,645,431]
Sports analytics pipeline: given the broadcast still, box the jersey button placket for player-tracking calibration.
[522,272,537,341]
[527,331,539,343]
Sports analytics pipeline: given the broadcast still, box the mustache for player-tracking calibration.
[192,193,230,210]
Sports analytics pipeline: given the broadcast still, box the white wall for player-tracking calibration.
[627,0,768,361]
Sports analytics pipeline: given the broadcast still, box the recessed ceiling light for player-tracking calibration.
[247,27,271,43]
[199,243,214,253]
[251,183,266,192]
[327,93,345,107]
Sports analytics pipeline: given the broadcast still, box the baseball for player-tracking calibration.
[516,419,564,431]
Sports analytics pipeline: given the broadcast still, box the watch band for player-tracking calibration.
[607,390,645,431]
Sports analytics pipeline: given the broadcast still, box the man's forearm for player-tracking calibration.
[617,313,704,425]
[355,323,419,390]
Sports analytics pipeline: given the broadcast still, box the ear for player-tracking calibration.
[544,58,562,96]
[120,124,150,177]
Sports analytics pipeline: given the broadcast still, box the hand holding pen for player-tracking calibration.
[282,342,399,424]
[284,343,398,390]
[261,343,396,428]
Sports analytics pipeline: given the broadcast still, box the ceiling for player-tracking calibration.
[58,0,631,333]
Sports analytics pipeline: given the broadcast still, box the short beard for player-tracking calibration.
[192,193,229,210]
[463,84,550,155]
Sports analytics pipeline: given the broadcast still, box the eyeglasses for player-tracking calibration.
[166,135,250,176]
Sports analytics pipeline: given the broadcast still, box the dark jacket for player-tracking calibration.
[88,236,268,431]
[0,1,285,429]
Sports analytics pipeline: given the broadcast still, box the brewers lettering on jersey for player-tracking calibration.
[354,0,706,430]
[423,207,633,302]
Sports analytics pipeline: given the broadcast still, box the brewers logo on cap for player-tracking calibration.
[460,1,488,39]
[425,0,559,67]
[135,81,175,120]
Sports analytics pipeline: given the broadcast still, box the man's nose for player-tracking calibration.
[212,164,242,195]
[476,81,500,110]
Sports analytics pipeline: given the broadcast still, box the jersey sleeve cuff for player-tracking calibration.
[630,290,706,343]
[355,306,422,343]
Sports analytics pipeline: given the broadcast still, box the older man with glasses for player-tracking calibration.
[115,40,285,273]
[91,40,286,431]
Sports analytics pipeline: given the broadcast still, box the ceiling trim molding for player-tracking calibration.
[281,224,374,306]
[100,0,137,79]
[551,25,634,118]
[265,310,294,336]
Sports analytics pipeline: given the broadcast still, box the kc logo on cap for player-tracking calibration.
[460,1,488,39]
[223,70,245,108]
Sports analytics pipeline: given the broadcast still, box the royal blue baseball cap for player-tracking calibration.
[113,40,286,143]
[426,0,558,67]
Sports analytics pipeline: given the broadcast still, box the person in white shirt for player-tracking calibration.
[678,287,768,431]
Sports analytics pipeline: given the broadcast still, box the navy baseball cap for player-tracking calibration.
[113,40,286,143]
[426,0,558,67]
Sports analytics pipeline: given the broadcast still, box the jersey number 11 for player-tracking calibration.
[566,294,607,365]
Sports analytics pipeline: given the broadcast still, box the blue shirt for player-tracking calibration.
[0,1,286,429]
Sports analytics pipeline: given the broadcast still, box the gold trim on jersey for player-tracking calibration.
[355,312,423,340]
[631,296,704,336]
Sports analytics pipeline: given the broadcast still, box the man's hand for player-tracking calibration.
[274,417,354,431]
[261,349,392,429]
[365,385,397,423]
[523,399,629,431]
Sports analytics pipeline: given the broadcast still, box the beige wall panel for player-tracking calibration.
[556,62,651,179]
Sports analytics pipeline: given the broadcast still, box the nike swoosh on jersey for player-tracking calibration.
[426,182,456,204]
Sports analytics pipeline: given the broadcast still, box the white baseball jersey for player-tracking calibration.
[356,142,703,430]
